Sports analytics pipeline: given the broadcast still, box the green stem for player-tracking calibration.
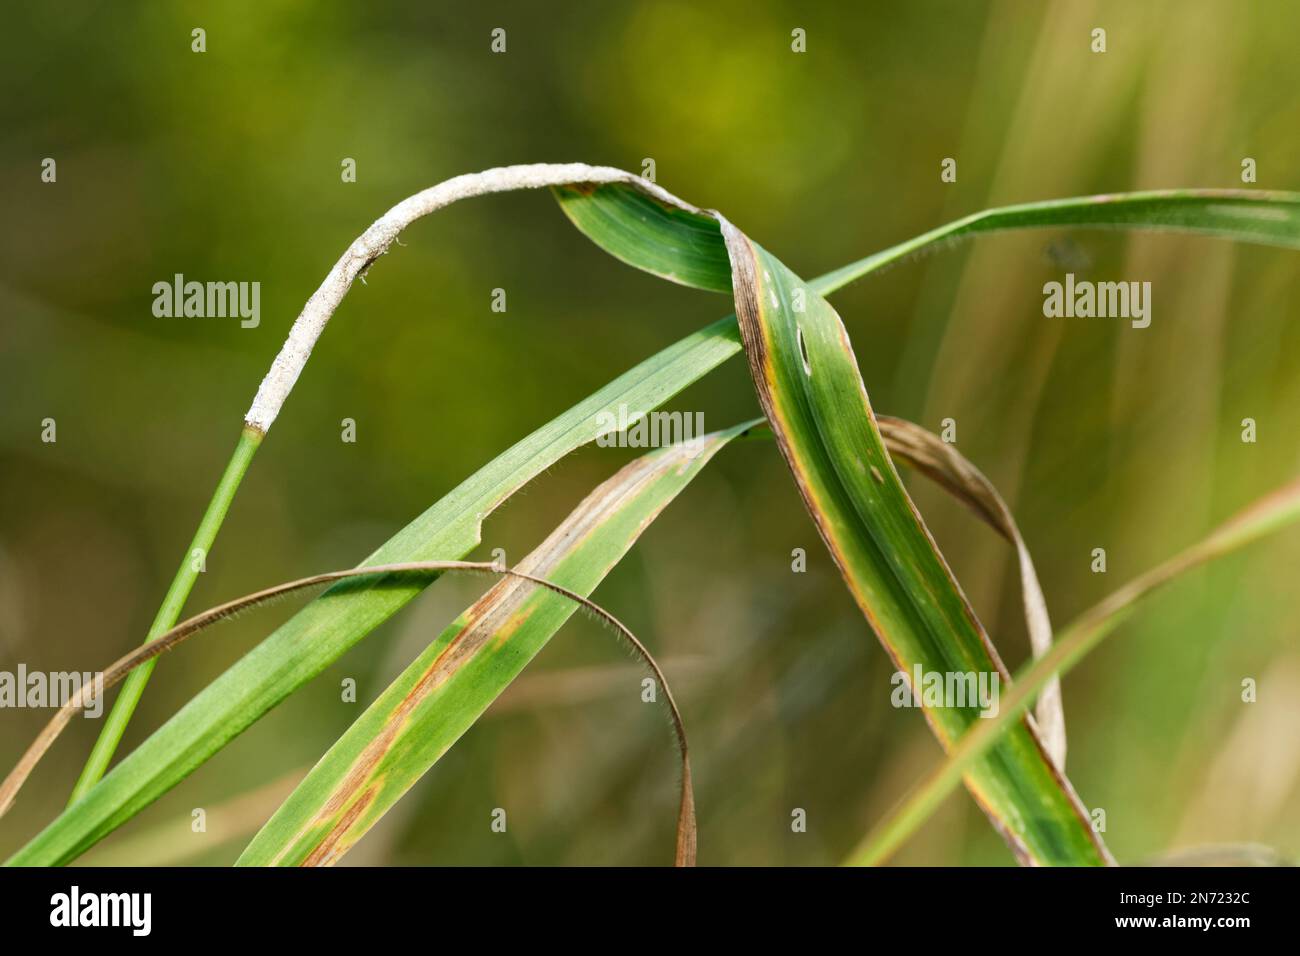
[68,426,263,805]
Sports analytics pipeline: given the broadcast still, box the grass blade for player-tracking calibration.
[239,426,754,867]
[560,183,1106,863]
[814,189,1300,294]
[716,221,1108,864]
[847,475,1300,865]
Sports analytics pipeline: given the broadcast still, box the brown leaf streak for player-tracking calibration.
[287,441,706,864]
[300,785,377,867]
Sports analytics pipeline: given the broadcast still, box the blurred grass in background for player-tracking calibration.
[1,0,1298,865]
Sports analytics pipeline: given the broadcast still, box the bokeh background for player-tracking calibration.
[2,0,1298,866]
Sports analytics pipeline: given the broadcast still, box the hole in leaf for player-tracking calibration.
[796,323,812,377]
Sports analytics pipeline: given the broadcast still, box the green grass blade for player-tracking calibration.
[238,424,754,867]
[813,189,1300,294]
[720,225,1109,865]
[562,184,1300,298]
[554,183,733,292]
[18,172,1299,866]
[561,184,1109,864]
[848,475,1300,866]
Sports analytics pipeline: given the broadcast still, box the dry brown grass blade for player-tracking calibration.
[0,560,695,864]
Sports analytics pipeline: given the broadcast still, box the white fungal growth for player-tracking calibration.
[244,163,706,433]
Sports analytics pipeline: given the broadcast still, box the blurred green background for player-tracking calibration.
[2,0,1298,866]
